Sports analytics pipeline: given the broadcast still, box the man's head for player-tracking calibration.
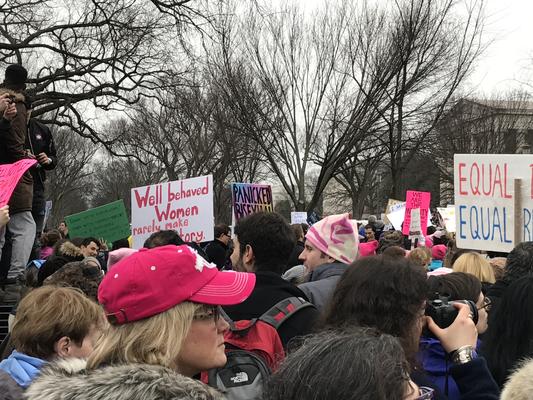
[300,213,359,272]
[143,230,184,248]
[231,212,294,274]
[80,237,101,257]
[364,224,375,241]
[58,221,68,233]
[214,224,231,246]
[3,64,27,91]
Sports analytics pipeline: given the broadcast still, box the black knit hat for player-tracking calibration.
[3,64,27,90]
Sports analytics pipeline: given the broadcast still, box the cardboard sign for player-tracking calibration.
[437,206,456,233]
[231,183,273,222]
[383,199,404,224]
[131,175,214,249]
[402,191,431,235]
[291,212,308,224]
[0,159,37,206]
[65,200,130,245]
[454,154,533,252]
[409,208,422,238]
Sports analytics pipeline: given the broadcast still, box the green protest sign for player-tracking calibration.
[65,200,130,245]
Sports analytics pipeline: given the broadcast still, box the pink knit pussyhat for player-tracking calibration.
[305,213,359,264]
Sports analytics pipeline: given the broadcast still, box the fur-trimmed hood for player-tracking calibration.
[501,358,533,399]
[56,241,84,258]
[25,358,225,400]
[0,88,25,103]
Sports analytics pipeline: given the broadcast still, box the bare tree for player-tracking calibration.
[114,72,268,223]
[45,127,95,226]
[429,91,533,203]
[211,1,403,211]
[371,0,485,199]
[0,0,212,145]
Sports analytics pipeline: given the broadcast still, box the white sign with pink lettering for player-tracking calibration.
[131,175,214,249]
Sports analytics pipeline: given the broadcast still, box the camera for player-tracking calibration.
[7,94,15,103]
[423,295,478,336]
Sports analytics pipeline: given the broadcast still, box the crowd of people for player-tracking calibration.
[2,63,533,399]
[0,203,533,399]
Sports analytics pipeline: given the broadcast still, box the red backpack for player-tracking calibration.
[203,297,315,400]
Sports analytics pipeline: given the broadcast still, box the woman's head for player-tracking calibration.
[12,286,104,360]
[264,328,413,400]
[323,256,428,365]
[452,252,495,284]
[90,245,255,376]
[427,272,488,334]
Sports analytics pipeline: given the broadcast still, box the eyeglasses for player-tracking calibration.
[477,297,492,312]
[416,386,434,400]
[193,305,221,322]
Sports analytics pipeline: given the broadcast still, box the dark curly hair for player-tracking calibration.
[323,255,428,366]
[234,212,294,274]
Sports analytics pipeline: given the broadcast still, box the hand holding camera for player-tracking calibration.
[425,300,478,354]
[0,93,17,121]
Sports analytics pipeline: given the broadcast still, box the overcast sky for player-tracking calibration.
[468,0,533,94]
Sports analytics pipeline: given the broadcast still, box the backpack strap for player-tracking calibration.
[259,297,315,329]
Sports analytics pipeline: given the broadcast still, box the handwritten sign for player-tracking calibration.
[291,212,308,224]
[0,159,38,207]
[383,199,404,225]
[453,154,533,252]
[131,175,214,249]
[402,191,431,235]
[409,208,422,238]
[65,200,130,245]
[231,183,273,221]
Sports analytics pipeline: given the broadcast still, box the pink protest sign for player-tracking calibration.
[0,159,37,207]
[402,190,431,235]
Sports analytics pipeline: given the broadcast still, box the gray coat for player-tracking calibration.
[298,262,349,311]
[25,358,224,400]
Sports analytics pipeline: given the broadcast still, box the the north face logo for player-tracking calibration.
[230,372,249,383]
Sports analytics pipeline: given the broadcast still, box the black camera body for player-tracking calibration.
[424,296,478,336]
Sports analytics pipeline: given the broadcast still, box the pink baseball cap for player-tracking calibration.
[98,244,256,324]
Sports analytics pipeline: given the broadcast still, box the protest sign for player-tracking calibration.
[65,200,130,245]
[408,208,422,238]
[437,206,456,233]
[454,154,533,252]
[131,175,213,248]
[402,191,431,235]
[383,199,404,225]
[0,159,37,207]
[231,183,273,222]
[291,212,308,224]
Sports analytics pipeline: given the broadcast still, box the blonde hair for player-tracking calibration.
[407,247,431,269]
[453,252,496,284]
[87,301,202,370]
[12,286,103,360]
